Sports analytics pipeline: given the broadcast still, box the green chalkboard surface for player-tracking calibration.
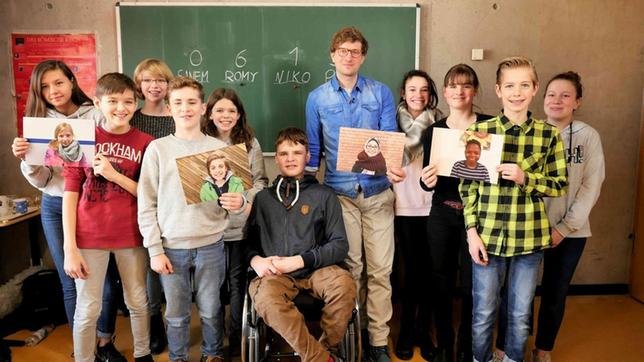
[117,3,419,151]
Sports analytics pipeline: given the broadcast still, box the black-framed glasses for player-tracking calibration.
[335,48,363,58]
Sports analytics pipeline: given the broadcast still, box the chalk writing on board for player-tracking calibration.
[274,70,310,85]
[189,50,202,66]
[178,49,209,83]
[273,46,311,85]
[325,63,336,82]
[234,49,247,68]
[289,47,300,66]
[223,49,259,85]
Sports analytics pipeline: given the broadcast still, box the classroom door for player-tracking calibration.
[630,88,644,303]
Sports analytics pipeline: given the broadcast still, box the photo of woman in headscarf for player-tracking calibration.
[351,137,388,176]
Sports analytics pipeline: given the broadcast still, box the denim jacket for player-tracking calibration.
[305,75,396,198]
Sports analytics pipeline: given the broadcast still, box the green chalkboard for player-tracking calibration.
[117,3,419,152]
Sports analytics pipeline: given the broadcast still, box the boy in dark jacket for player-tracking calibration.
[246,127,356,362]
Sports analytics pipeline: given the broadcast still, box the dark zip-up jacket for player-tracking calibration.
[245,174,349,278]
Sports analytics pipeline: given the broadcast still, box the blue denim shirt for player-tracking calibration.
[305,75,396,198]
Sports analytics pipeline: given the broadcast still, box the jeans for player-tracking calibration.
[74,248,150,362]
[40,193,118,335]
[225,239,247,342]
[160,241,226,360]
[472,252,543,362]
[495,238,586,353]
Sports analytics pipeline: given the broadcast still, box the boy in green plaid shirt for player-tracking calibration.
[461,57,567,362]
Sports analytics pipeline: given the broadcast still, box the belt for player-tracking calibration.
[443,200,464,210]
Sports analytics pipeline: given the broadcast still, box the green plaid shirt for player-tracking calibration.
[460,114,568,256]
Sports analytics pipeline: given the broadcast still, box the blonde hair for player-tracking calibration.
[48,122,74,149]
[496,56,538,85]
[133,58,174,99]
[206,152,230,174]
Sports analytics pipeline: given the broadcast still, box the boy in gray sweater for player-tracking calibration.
[137,77,246,362]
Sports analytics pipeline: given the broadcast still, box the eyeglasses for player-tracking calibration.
[335,48,363,58]
[141,79,168,85]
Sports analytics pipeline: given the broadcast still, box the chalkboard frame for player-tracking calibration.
[116,2,420,153]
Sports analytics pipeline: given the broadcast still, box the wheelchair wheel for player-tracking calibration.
[341,303,361,362]
[242,289,268,362]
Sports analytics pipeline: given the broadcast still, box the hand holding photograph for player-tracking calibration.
[429,128,503,184]
[336,127,406,176]
[175,143,252,205]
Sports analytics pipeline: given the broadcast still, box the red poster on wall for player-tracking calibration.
[12,33,97,134]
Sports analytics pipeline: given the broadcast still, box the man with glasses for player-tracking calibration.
[305,26,396,362]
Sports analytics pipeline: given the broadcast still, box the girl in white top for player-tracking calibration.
[392,69,441,360]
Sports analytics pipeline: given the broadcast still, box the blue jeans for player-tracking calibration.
[160,241,226,360]
[472,252,543,362]
[40,193,118,335]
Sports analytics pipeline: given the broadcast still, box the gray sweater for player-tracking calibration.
[19,104,103,197]
[138,134,231,257]
[221,137,268,241]
[545,120,605,238]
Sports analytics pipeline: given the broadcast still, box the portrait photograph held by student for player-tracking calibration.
[336,127,406,176]
[429,128,503,184]
[23,117,95,168]
[175,143,252,205]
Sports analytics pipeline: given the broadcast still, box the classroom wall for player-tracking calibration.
[1,0,642,285]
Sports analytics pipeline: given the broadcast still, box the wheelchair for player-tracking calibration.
[241,275,361,362]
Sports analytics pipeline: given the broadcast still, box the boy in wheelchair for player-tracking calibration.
[245,127,357,362]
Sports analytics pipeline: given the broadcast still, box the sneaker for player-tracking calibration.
[369,345,391,362]
[95,340,127,362]
[149,313,167,354]
[199,354,224,362]
[531,349,551,362]
[492,350,504,362]
[134,354,154,362]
